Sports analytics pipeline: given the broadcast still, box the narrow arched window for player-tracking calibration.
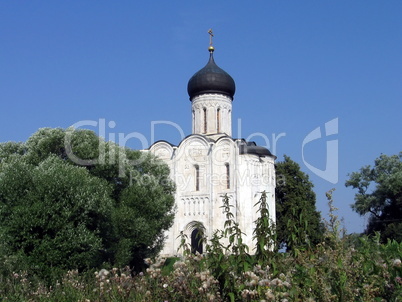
[217,108,220,132]
[192,110,195,132]
[195,165,200,191]
[203,108,207,133]
[225,163,230,189]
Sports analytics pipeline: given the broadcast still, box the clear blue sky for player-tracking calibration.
[1,1,401,234]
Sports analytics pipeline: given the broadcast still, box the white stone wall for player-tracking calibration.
[235,153,276,250]
[148,135,276,256]
[191,94,232,136]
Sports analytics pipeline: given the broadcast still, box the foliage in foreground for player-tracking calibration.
[1,191,401,301]
[0,127,175,281]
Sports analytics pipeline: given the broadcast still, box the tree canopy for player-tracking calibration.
[346,152,402,242]
[275,155,324,251]
[0,127,175,279]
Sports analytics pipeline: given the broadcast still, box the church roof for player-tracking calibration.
[239,141,275,158]
[148,135,276,159]
[187,47,236,100]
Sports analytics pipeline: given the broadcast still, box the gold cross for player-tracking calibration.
[208,29,214,46]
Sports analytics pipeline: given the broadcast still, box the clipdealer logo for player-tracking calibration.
[64,117,339,184]
[302,118,339,184]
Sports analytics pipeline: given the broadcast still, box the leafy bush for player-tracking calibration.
[0,128,175,282]
[0,190,401,301]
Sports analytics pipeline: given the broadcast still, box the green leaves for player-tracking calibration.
[253,191,276,262]
[275,155,324,252]
[0,127,176,280]
[346,152,402,242]
[0,155,112,277]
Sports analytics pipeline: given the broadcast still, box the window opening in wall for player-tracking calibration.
[217,108,220,132]
[203,108,207,133]
[192,110,195,132]
[195,165,200,191]
[225,163,230,189]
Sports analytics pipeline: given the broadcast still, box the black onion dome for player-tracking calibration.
[187,49,236,100]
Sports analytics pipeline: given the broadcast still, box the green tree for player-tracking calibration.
[275,155,324,251]
[346,152,402,242]
[0,156,113,279]
[0,127,175,279]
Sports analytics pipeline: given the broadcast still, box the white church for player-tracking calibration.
[146,37,276,256]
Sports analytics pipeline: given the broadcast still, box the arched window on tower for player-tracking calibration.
[203,108,207,134]
[195,165,200,191]
[192,110,195,132]
[217,108,220,132]
[225,163,230,189]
